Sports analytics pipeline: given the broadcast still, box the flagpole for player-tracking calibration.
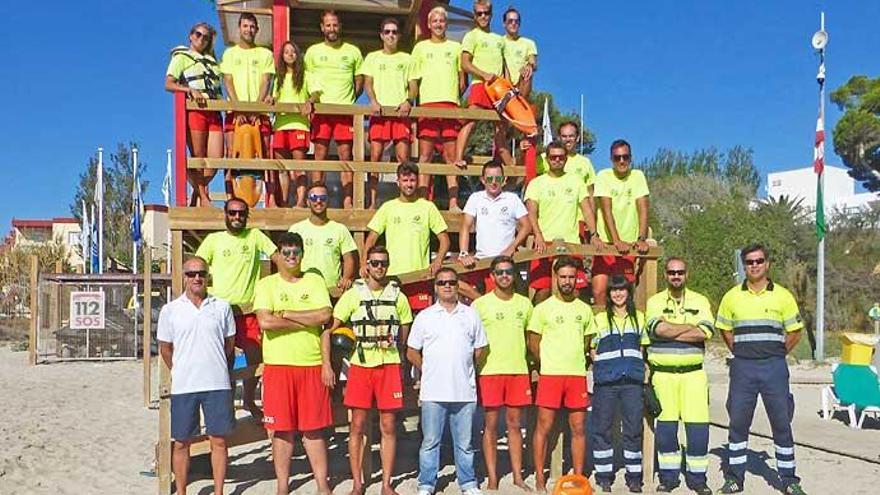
[97,147,104,273]
[132,148,139,279]
[814,12,827,361]
[579,94,585,154]
[165,149,173,303]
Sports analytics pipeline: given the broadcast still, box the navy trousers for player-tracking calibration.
[592,380,644,486]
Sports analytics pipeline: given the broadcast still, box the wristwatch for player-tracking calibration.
[637,235,647,241]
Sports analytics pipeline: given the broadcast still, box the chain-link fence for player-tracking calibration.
[34,273,171,363]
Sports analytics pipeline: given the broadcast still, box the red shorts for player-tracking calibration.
[479,374,532,408]
[234,313,261,350]
[187,109,223,132]
[262,364,332,432]
[591,255,637,282]
[272,129,311,150]
[461,269,495,293]
[344,363,404,411]
[223,113,271,134]
[467,82,493,110]
[418,102,461,140]
[529,256,589,290]
[535,374,590,410]
[311,114,354,142]
[404,279,434,311]
[369,116,412,143]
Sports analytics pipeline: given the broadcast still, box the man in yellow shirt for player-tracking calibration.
[473,255,533,491]
[592,139,650,306]
[360,17,415,209]
[410,6,466,209]
[457,0,512,170]
[327,245,413,495]
[501,7,537,97]
[527,257,597,492]
[535,122,597,190]
[195,198,280,417]
[525,140,601,303]
[288,182,357,293]
[304,10,364,208]
[364,161,450,311]
[253,232,333,495]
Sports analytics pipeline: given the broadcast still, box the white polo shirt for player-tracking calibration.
[408,301,488,402]
[462,190,528,259]
[157,294,236,395]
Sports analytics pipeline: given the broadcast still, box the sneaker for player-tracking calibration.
[784,483,807,495]
[719,479,744,494]
[597,481,613,493]
[692,484,713,495]
[462,488,483,495]
[656,482,679,492]
[627,482,643,493]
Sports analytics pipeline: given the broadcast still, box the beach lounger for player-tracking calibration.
[821,363,880,429]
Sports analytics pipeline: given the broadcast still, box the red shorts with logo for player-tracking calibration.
[529,256,589,290]
[311,114,353,142]
[369,116,412,143]
[460,268,496,293]
[535,374,590,410]
[418,102,461,140]
[188,110,223,132]
[403,279,434,311]
[223,113,271,135]
[262,364,332,432]
[272,129,311,151]
[591,255,637,282]
[344,363,404,411]
[467,82,493,110]
[479,374,532,408]
[234,313,261,350]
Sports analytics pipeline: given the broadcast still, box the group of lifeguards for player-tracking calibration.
[158,2,809,495]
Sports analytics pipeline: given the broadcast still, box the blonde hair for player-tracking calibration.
[428,6,448,21]
[474,0,492,9]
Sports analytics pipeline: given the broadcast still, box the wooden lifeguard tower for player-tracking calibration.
[156,1,662,493]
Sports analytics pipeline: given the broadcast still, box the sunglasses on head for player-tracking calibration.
[484,175,504,184]
[744,258,765,266]
[612,153,632,162]
[184,270,208,278]
[435,279,457,287]
[666,269,686,276]
[367,259,390,268]
[281,247,302,258]
[226,209,247,217]
[493,268,515,277]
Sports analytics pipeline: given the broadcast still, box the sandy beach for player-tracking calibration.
[1,346,878,494]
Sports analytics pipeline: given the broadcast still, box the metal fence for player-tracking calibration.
[34,273,171,363]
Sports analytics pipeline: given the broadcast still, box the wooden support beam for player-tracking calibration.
[640,251,659,482]
[188,158,527,177]
[157,232,183,494]
[28,255,38,365]
[49,260,62,341]
[186,100,499,121]
[218,6,273,15]
[143,247,153,408]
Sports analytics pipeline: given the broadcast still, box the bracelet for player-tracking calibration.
[637,235,647,241]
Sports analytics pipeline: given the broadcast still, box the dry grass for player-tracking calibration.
[0,317,29,345]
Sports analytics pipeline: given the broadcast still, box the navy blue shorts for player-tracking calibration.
[171,389,235,440]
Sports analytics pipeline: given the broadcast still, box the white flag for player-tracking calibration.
[81,200,90,273]
[162,149,172,207]
[542,98,553,146]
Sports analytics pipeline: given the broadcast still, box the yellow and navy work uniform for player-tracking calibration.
[716,279,803,489]
[646,289,714,489]
[348,279,403,363]
[590,310,649,487]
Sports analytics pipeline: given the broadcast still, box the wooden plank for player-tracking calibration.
[187,100,499,121]
[291,0,412,15]
[28,255,38,365]
[143,247,153,408]
[188,158,527,177]
[50,260,62,333]
[217,6,273,15]
[157,232,183,494]
[641,253,659,482]
[353,115,366,210]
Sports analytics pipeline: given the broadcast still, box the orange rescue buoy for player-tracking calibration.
[230,122,264,207]
[484,76,538,136]
[552,474,593,495]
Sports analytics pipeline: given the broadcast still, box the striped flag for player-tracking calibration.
[130,152,143,246]
[814,72,826,240]
[81,200,90,273]
[542,97,553,146]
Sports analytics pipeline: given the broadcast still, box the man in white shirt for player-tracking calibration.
[458,161,530,297]
[407,268,488,495]
[158,256,236,495]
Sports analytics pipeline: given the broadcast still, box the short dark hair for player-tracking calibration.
[397,161,420,176]
[546,140,566,153]
[553,255,580,273]
[239,13,258,26]
[502,7,520,22]
[435,267,459,281]
[490,255,515,271]
[367,245,389,258]
[224,197,248,213]
[277,232,304,249]
[664,256,687,270]
[379,17,400,30]
[610,139,631,154]
[740,243,769,262]
[321,10,338,22]
[481,160,504,176]
[308,181,329,193]
[559,121,579,134]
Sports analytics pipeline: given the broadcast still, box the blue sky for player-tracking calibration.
[1,0,877,230]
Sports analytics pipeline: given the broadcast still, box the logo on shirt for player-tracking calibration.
[575,314,583,322]
[612,186,634,200]
[500,206,509,215]
[319,55,329,62]
[324,237,334,245]
[480,207,489,216]
[280,292,289,302]
[515,310,524,319]
[341,55,350,62]
[222,248,232,257]
[392,216,402,224]
[300,293,310,301]
[396,63,405,71]
[412,215,422,224]
[495,312,505,321]
[565,187,573,195]
[305,238,314,246]
[555,315,565,324]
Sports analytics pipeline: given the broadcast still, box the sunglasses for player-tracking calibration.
[493,268,516,277]
[484,175,504,184]
[666,269,686,276]
[435,279,457,287]
[612,154,632,162]
[367,259,390,268]
[184,270,208,278]
[505,18,520,24]
[744,258,766,266]
[382,29,398,35]
[226,209,248,217]
[475,10,492,17]
[281,248,303,258]
[308,193,328,202]
[193,31,211,39]
[547,154,566,162]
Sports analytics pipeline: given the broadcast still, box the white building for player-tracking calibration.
[766,165,877,216]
